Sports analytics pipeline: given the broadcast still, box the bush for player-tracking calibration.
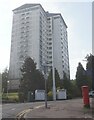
[48,91,53,101]
[18,92,24,102]
[2,93,19,102]
[67,93,72,99]
[2,92,19,102]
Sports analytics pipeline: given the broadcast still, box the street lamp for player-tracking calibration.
[42,62,48,108]
[7,80,9,98]
[52,19,56,101]
[52,66,56,101]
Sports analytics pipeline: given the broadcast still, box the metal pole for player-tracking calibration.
[43,64,47,108]
[45,75,47,108]
[52,66,56,101]
[52,17,56,101]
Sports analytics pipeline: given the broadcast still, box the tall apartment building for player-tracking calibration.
[8,4,70,90]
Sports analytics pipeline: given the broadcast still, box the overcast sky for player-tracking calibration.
[0,0,92,79]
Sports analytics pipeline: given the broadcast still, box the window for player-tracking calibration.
[26,12,29,15]
[40,44,42,49]
[49,25,51,28]
[21,18,24,20]
[19,55,23,59]
[22,22,24,25]
[49,47,52,49]
[21,31,24,34]
[20,36,23,39]
[47,18,51,20]
[26,26,29,29]
[26,30,29,33]
[62,65,64,68]
[49,61,52,64]
[61,41,63,45]
[49,42,52,45]
[49,38,52,41]
[54,16,60,19]
[21,13,25,16]
[21,27,24,29]
[26,21,29,24]
[26,17,29,19]
[48,51,52,54]
[48,33,52,36]
[49,56,52,59]
[62,60,64,64]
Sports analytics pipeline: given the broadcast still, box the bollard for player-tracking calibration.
[81,86,90,108]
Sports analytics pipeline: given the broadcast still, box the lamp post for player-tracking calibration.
[52,66,56,101]
[52,17,56,101]
[42,62,48,108]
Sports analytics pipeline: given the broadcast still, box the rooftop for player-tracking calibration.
[46,12,67,28]
[13,4,67,28]
[46,12,61,17]
[13,4,40,11]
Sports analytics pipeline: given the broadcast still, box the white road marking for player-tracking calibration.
[34,104,44,109]
[11,108,15,110]
[16,104,45,118]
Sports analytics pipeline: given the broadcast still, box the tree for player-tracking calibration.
[0,73,2,92]
[55,69,62,88]
[63,72,70,91]
[47,68,61,92]
[62,72,73,97]
[70,80,81,98]
[76,62,87,92]
[47,69,52,92]
[2,68,9,93]
[19,57,45,101]
[85,54,94,90]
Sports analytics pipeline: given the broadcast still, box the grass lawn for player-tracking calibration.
[2,92,19,102]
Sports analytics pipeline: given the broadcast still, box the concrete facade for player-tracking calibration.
[9,4,70,89]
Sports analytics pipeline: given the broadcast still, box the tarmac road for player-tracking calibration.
[2,101,45,118]
[2,98,93,119]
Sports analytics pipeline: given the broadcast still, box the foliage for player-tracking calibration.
[62,72,73,98]
[0,73,2,92]
[19,57,45,101]
[70,80,81,98]
[47,91,53,101]
[76,62,88,93]
[85,54,94,90]
[2,92,19,102]
[47,68,61,92]
[62,72,70,91]
[18,92,24,102]
[2,68,9,93]
[47,69,52,92]
[62,73,82,98]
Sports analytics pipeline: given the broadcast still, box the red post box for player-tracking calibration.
[81,86,90,108]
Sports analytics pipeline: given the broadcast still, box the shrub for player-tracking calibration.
[48,91,53,101]
[18,92,24,102]
[67,93,72,99]
[2,92,19,102]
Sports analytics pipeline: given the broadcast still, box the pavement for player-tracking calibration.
[23,98,93,118]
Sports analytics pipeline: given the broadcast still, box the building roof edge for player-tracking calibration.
[13,3,41,11]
